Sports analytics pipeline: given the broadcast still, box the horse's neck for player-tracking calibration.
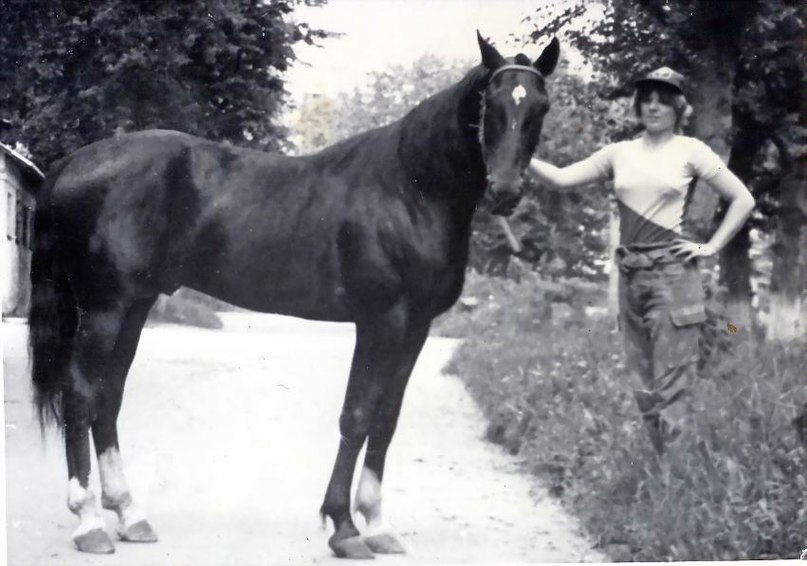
[397,68,488,214]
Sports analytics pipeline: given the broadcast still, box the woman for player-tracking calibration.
[528,67,755,454]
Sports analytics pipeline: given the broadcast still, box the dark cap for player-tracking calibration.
[635,66,685,94]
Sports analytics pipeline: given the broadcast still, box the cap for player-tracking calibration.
[635,66,685,94]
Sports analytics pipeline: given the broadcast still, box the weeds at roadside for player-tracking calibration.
[434,270,807,561]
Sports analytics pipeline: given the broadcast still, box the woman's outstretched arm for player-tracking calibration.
[527,157,604,191]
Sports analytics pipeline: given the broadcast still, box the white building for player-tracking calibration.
[1,143,44,317]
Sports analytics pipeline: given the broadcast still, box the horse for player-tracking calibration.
[28,32,559,559]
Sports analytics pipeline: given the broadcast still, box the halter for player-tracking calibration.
[488,64,543,83]
[478,64,544,165]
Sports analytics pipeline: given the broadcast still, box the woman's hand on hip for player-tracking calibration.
[670,238,717,261]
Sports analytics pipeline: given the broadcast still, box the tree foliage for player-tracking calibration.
[294,53,470,154]
[0,0,329,168]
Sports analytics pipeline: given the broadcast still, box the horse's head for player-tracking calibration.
[477,32,559,216]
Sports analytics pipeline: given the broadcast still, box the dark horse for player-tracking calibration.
[29,33,559,559]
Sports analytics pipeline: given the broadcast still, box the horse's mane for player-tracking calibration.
[397,64,488,133]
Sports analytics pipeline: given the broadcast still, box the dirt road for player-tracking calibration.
[4,313,602,565]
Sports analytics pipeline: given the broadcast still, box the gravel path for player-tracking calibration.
[4,313,603,565]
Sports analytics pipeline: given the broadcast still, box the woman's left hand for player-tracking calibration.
[670,238,718,261]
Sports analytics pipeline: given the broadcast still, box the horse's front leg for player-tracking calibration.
[355,320,430,555]
[320,305,415,559]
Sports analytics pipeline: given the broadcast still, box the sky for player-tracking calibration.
[284,0,565,104]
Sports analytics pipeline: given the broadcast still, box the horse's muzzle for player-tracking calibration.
[487,180,522,216]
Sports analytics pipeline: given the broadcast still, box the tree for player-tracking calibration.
[292,53,470,154]
[0,0,329,168]
[293,93,337,153]
[333,54,470,144]
[730,3,805,339]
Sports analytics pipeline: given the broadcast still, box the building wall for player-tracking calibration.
[2,153,35,316]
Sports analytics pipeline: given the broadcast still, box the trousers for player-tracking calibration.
[616,243,707,452]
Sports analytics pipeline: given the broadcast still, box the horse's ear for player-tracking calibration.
[534,37,560,76]
[477,30,505,70]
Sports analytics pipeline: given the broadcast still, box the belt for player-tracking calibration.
[616,241,681,272]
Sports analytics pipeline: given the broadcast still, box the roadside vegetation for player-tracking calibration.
[433,269,806,561]
[147,288,232,330]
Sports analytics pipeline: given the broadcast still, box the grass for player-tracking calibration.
[433,269,807,561]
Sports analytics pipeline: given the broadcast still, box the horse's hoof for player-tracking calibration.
[329,535,375,559]
[74,528,115,554]
[118,519,159,543]
[364,532,406,554]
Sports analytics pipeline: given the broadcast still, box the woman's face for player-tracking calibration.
[639,90,677,134]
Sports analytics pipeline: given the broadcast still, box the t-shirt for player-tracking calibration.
[585,136,725,245]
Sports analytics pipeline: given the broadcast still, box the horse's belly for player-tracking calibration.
[183,244,354,322]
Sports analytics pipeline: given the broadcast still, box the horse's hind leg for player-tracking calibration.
[355,319,430,555]
[321,305,414,559]
[63,303,131,553]
[91,296,159,544]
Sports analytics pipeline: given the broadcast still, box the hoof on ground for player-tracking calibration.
[364,532,406,554]
[74,528,115,554]
[118,519,159,543]
[330,534,375,559]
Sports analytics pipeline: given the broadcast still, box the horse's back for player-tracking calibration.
[44,129,466,320]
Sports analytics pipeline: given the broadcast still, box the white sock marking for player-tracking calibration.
[98,448,129,504]
[67,478,106,536]
[98,448,148,529]
[355,467,394,535]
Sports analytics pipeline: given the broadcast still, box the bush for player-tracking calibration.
[147,288,228,329]
[436,270,807,561]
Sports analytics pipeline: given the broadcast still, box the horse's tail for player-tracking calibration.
[28,158,76,430]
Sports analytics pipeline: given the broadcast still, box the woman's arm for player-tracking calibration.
[671,168,756,260]
[527,157,604,191]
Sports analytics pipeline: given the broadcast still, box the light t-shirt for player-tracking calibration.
[585,136,725,245]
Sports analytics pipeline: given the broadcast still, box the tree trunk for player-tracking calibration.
[767,161,806,341]
[686,45,735,242]
[686,42,754,328]
[716,126,762,330]
[718,223,753,329]
[607,202,619,319]
[800,223,807,335]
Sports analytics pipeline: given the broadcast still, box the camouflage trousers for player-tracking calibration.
[616,243,707,453]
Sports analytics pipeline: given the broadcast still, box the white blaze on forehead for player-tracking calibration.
[512,84,527,106]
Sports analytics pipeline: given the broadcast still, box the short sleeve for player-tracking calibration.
[585,143,616,179]
[688,139,724,180]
